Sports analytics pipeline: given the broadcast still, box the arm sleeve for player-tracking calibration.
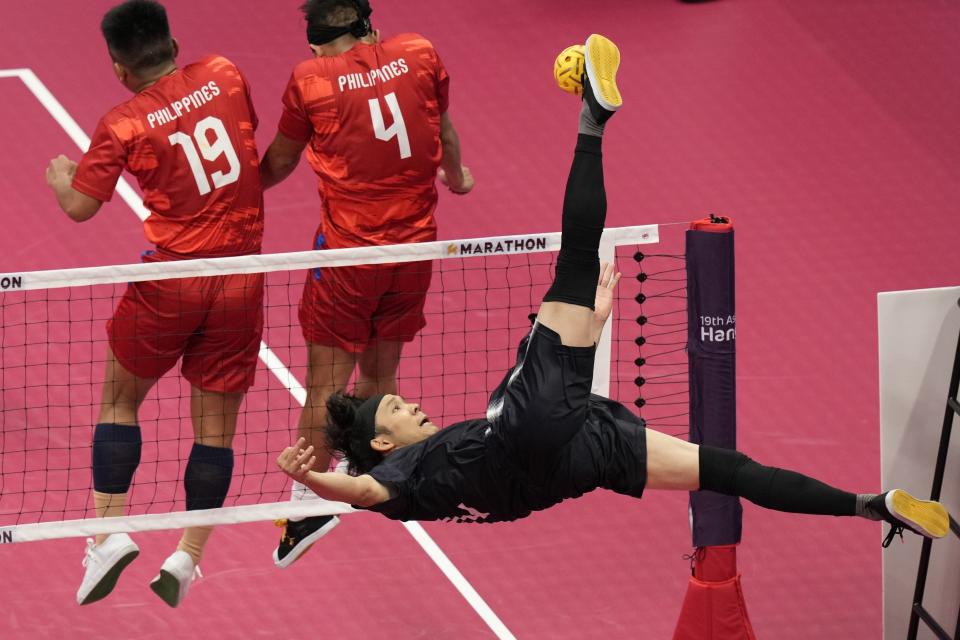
[365,462,412,519]
[277,72,314,143]
[72,118,126,203]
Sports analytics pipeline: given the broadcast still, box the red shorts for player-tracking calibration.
[107,259,264,392]
[299,261,432,353]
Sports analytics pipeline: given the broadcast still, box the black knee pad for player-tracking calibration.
[184,444,234,511]
[92,423,142,494]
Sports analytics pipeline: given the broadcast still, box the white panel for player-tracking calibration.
[879,286,960,639]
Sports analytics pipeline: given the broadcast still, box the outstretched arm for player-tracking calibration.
[277,438,390,507]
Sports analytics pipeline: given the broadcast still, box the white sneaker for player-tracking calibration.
[150,550,201,608]
[76,533,140,605]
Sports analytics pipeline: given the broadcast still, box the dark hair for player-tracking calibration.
[301,0,359,27]
[325,391,385,475]
[100,0,175,73]
[300,0,372,42]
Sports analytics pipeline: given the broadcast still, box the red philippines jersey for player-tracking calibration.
[73,55,264,257]
[278,33,450,249]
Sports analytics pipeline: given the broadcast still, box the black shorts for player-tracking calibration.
[486,322,596,477]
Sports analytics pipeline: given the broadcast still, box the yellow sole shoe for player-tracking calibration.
[888,489,949,539]
[585,34,622,112]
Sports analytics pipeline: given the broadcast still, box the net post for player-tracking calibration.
[673,215,755,639]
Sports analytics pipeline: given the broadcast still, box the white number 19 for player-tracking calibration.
[168,116,241,195]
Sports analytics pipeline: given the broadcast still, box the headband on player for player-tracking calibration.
[306,0,373,45]
[356,393,386,442]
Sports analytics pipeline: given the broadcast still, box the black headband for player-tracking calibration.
[356,393,386,441]
[306,1,373,45]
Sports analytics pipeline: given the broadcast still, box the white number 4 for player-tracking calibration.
[168,116,241,195]
[368,92,411,159]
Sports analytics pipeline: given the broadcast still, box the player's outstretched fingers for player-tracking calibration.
[598,262,620,288]
[607,269,621,290]
[597,262,610,285]
[296,445,316,472]
[277,437,308,473]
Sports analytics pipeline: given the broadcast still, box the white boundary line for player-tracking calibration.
[403,522,516,639]
[11,68,150,221]
[3,68,517,640]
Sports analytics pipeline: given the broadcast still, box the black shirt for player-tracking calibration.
[365,395,647,523]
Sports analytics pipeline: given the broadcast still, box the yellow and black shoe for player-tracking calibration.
[273,515,340,568]
[583,34,622,124]
[870,489,950,547]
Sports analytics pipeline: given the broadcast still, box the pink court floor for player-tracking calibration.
[1,1,959,638]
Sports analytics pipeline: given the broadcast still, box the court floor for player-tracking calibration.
[1,1,958,638]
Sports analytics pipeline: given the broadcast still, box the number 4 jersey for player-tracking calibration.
[72,55,264,258]
[278,34,450,249]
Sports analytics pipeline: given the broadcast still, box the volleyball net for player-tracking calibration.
[0,223,695,543]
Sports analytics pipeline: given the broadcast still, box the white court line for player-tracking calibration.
[404,522,516,639]
[13,68,150,221]
[2,67,515,640]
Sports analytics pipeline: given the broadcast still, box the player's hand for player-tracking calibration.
[593,262,621,330]
[438,166,474,195]
[277,437,317,482]
[45,154,77,188]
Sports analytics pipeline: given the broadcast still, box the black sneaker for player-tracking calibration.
[582,34,622,125]
[867,490,949,548]
[273,515,340,568]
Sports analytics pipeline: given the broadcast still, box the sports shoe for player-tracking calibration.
[868,489,950,547]
[76,533,140,605]
[150,550,201,608]
[273,514,340,568]
[583,34,622,124]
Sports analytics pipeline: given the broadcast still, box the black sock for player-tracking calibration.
[543,134,605,310]
[699,445,857,516]
[184,443,234,511]
[92,423,142,493]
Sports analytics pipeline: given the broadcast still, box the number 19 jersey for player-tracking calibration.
[278,34,450,249]
[72,55,264,257]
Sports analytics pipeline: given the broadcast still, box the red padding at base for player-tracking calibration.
[673,546,756,640]
[694,544,738,582]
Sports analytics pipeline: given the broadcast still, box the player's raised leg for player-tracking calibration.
[644,428,950,543]
[149,387,242,607]
[483,35,624,467]
[356,340,402,397]
[272,342,351,568]
[77,347,154,605]
[537,34,622,347]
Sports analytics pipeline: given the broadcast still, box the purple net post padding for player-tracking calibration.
[686,226,741,548]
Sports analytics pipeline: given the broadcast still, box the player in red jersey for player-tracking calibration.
[44,0,264,608]
[258,0,473,567]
